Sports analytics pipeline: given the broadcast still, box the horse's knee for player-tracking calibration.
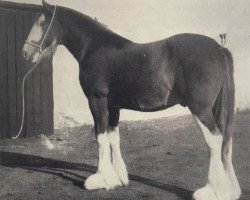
[88,97,109,134]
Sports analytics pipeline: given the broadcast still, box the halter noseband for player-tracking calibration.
[25,5,57,55]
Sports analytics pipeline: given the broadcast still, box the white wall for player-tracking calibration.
[6,0,250,127]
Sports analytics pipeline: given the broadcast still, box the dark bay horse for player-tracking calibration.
[22,1,241,199]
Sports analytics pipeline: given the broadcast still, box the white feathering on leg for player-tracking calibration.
[108,127,129,186]
[193,116,232,200]
[85,132,122,190]
[223,138,241,199]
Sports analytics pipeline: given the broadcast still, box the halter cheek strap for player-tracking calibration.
[25,5,57,55]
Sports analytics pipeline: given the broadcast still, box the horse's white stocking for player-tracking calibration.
[108,127,129,186]
[222,138,241,199]
[193,116,232,200]
[84,132,122,190]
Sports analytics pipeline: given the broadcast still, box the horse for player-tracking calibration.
[22,1,241,199]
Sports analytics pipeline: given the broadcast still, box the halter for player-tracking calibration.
[25,5,57,55]
[12,5,57,140]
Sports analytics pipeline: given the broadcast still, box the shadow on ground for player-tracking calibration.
[0,151,193,200]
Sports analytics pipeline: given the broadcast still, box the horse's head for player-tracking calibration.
[22,0,61,63]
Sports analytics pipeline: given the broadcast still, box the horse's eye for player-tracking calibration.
[40,21,46,27]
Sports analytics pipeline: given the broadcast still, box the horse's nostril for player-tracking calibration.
[22,50,27,58]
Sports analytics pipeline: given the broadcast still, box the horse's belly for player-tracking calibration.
[135,96,170,111]
[118,88,172,112]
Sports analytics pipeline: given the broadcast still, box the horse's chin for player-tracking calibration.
[31,52,42,63]
[31,58,39,63]
[44,47,56,57]
[43,43,58,58]
[30,40,58,63]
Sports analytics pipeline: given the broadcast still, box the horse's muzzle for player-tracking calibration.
[22,43,41,63]
[22,49,31,62]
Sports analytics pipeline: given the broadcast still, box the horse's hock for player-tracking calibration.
[0,2,54,139]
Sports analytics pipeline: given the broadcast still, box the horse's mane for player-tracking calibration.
[65,7,107,29]
[58,6,128,41]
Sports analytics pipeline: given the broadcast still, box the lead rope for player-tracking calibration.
[12,52,43,139]
[12,5,57,139]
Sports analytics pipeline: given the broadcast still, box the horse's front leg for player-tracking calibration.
[84,97,122,190]
[108,107,129,186]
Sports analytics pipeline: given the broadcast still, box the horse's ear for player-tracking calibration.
[42,0,50,7]
[42,0,53,13]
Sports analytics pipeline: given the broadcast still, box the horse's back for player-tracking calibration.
[166,33,224,64]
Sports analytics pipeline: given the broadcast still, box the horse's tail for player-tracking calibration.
[212,48,235,145]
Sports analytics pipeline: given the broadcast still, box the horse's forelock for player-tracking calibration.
[33,8,52,25]
[33,11,43,24]
[43,7,54,20]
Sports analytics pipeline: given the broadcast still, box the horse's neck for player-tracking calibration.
[63,29,90,62]
[58,7,131,63]
[59,15,92,62]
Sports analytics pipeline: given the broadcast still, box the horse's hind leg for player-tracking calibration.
[222,135,241,199]
[108,107,129,186]
[192,110,232,200]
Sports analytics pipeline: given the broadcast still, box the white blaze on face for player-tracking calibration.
[22,13,46,63]
[26,14,45,43]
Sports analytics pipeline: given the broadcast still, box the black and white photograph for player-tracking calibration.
[0,0,249,199]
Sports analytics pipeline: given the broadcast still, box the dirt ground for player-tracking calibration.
[0,111,249,200]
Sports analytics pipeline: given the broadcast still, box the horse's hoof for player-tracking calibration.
[84,173,106,190]
[230,185,241,200]
[84,171,122,190]
[115,167,129,186]
[232,189,241,200]
[193,184,232,200]
[119,171,129,186]
[229,177,241,200]
[193,185,218,200]
[227,168,241,199]
[113,160,129,186]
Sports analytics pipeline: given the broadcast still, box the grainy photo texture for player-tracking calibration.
[0,0,249,200]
